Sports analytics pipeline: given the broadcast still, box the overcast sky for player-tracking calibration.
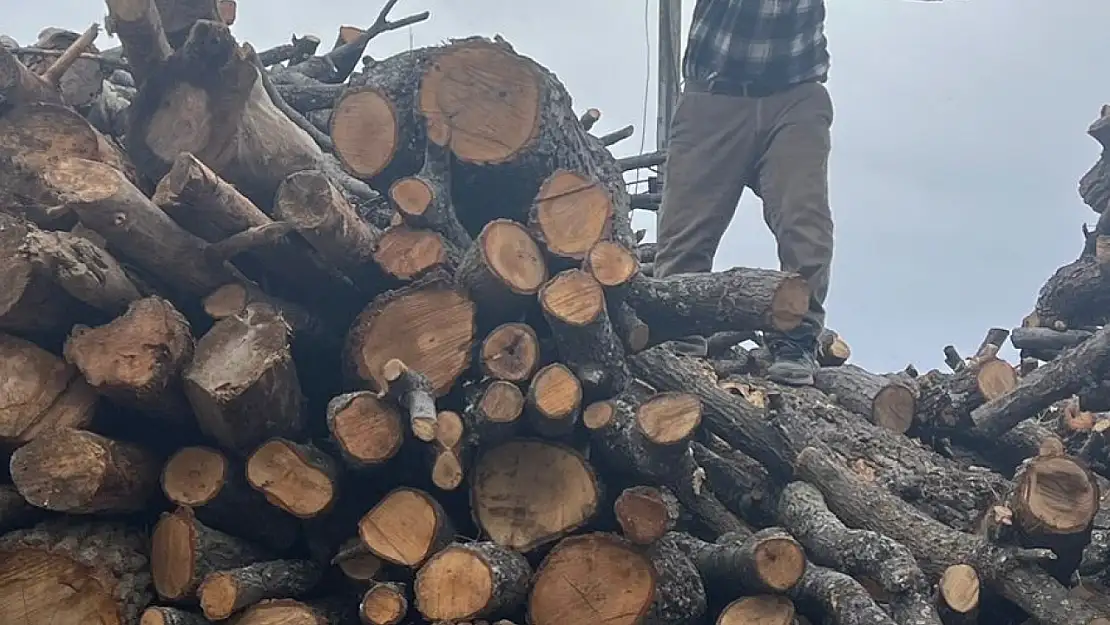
[10,0,1110,372]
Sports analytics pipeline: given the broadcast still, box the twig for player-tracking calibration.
[14,46,127,73]
[619,149,666,171]
[40,23,100,87]
[598,124,634,146]
[630,193,661,211]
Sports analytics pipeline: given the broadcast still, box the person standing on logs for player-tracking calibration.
[653,0,839,386]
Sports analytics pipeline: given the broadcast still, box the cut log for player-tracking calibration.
[813,364,916,434]
[528,532,655,625]
[360,581,408,625]
[358,487,454,567]
[916,357,1017,433]
[0,521,152,625]
[344,271,476,396]
[103,0,173,86]
[670,529,806,596]
[382,358,438,442]
[816,328,851,366]
[152,0,221,48]
[141,607,210,625]
[10,428,159,514]
[22,227,142,315]
[529,170,615,263]
[788,563,897,625]
[936,564,979,624]
[151,505,270,601]
[470,439,600,551]
[479,322,541,382]
[326,391,405,469]
[197,559,323,620]
[63,296,194,424]
[414,541,531,621]
[626,268,810,340]
[1011,326,1093,353]
[614,485,680,545]
[151,152,357,306]
[462,379,525,447]
[456,219,548,321]
[23,25,104,111]
[372,225,457,280]
[1007,441,1099,584]
[44,156,239,298]
[160,446,300,551]
[416,37,635,246]
[971,324,1110,437]
[230,598,353,625]
[117,15,323,203]
[539,269,629,397]
[272,168,383,289]
[202,282,336,349]
[334,537,383,584]
[716,596,796,625]
[0,46,62,109]
[525,362,582,438]
[389,136,472,250]
[183,302,305,452]
[245,438,338,519]
[0,332,98,446]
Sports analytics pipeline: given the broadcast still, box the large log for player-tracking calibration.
[456,219,548,324]
[245,438,338,519]
[197,559,323,620]
[325,391,405,469]
[0,521,152,625]
[357,487,453,568]
[813,364,917,434]
[183,302,305,452]
[0,333,98,446]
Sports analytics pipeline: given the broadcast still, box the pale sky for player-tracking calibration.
[11,0,1110,372]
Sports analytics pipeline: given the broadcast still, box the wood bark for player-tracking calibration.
[813,364,917,434]
[0,332,98,446]
[614,485,680,544]
[525,362,582,438]
[382,358,438,442]
[9,428,159,514]
[21,227,142,315]
[413,541,531,621]
[455,219,548,323]
[388,136,472,250]
[141,607,210,625]
[197,559,323,620]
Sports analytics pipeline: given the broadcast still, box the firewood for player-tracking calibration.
[382,358,438,442]
[22,227,142,315]
[333,537,384,584]
[389,137,472,250]
[614,485,680,545]
[462,380,525,447]
[103,0,173,85]
[246,438,339,519]
[716,596,796,625]
[26,24,104,110]
[816,328,851,366]
[935,564,980,625]
[197,559,323,620]
[670,529,806,596]
[916,357,1017,433]
[273,168,384,288]
[0,333,98,446]
[63,296,194,424]
[0,521,152,625]
[160,446,300,551]
[230,598,355,625]
[430,409,467,490]
[479,322,541,382]
[1006,439,1099,583]
[151,506,270,601]
[202,282,337,350]
[525,362,582,438]
[0,46,61,108]
[529,170,616,263]
[789,563,897,625]
[360,581,409,625]
[326,391,405,469]
[344,271,476,396]
[141,607,210,625]
[373,225,458,280]
[592,391,703,484]
[539,269,629,397]
[414,541,531,621]
[813,364,917,434]
[358,487,454,567]
[456,219,548,321]
[152,0,222,48]
[183,302,305,451]
[10,428,159,514]
[471,439,600,551]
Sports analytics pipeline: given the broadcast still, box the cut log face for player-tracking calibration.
[372,225,451,280]
[636,392,702,447]
[10,428,159,514]
[245,439,337,519]
[360,582,408,625]
[480,322,540,382]
[813,365,915,434]
[0,333,98,445]
[197,559,323,620]
[414,541,531,621]
[526,363,582,437]
[330,86,398,178]
[161,446,228,507]
[717,595,795,625]
[470,439,600,551]
[140,607,210,625]
[151,506,270,601]
[0,521,151,625]
[530,170,613,260]
[358,487,453,567]
[456,219,548,311]
[614,485,680,545]
[585,240,640,288]
[345,274,476,395]
[1015,456,1099,534]
[938,564,979,615]
[528,532,655,625]
[326,391,405,468]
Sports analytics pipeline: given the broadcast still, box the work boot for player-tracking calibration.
[662,335,708,358]
[764,327,818,386]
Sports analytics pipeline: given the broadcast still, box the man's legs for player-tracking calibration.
[753,82,835,385]
[654,90,759,355]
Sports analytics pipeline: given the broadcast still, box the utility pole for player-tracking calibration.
[657,0,682,152]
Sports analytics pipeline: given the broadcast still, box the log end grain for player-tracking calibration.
[326,392,404,467]
[938,564,980,614]
[636,392,701,446]
[160,446,227,506]
[976,358,1019,400]
[586,240,639,288]
[414,542,530,621]
[614,486,679,545]
[1014,455,1099,535]
[472,219,548,295]
[480,322,540,382]
[471,439,600,551]
[872,383,916,434]
[245,439,336,519]
[539,268,604,327]
[0,333,97,445]
[372,225,450,280]
[360,582,408,625]
[418,39,540,162]
[717,595,795,625]
[532,170,612,259]
[358,487,452,567]
[583,400,617,430]
[331,86,398,178]
[528,533,655,625]
[528,362,581,435]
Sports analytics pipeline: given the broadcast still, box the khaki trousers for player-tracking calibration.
[654,80,835,330]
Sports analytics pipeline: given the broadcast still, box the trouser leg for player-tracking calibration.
[753,81,835,333]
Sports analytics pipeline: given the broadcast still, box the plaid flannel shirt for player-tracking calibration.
[683,0,829,88]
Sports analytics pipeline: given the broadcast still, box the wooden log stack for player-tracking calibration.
[2,3,1110,625]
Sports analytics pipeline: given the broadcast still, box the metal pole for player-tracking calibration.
[657,0,682,151]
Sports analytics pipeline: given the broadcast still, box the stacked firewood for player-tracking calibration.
[4,2,1110,625]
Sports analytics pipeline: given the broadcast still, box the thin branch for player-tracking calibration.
[41,23,100,87]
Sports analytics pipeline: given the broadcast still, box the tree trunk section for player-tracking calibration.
[360,581,408,625]
[0,332,98,446]
[414,541,531,621]
[357,487,454,568]
[813,364,917,434]
[382,358,438,442]
[525,362,582,438]
[197,559,323,620]
[245,438,338,519]
[326,391,405,469]
[479,322,540,382]
[455,219,548,323]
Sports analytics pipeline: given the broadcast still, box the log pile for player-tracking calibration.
[3,2,1110,625]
